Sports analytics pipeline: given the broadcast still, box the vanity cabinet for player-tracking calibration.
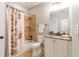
[55,39,68,57]
[44,38,55,57]
[44,37,71,57]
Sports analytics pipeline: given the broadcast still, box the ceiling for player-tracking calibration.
[19,2,42,9]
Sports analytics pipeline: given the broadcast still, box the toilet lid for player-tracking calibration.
[32,42,41,48]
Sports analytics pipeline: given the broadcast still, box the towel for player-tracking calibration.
[38,24,44,33]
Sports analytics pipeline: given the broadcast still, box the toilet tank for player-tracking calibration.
[37,35,44,43]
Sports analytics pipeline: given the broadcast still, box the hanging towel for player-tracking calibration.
[38,24,45,33]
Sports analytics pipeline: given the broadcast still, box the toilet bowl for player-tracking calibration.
[31,42,42,57]
[31,42,41,49]
[31,35,44,57]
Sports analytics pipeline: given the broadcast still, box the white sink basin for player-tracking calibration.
[31,42,41,49]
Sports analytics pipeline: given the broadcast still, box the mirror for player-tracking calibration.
[49,8,70,35]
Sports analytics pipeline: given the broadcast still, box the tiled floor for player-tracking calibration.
[18,49,32,57]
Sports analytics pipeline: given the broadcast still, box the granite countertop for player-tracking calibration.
[44,35,72,41]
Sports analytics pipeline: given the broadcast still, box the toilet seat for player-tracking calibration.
[32,42,41,49]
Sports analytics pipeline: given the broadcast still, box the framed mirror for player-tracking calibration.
[49,8,70,35]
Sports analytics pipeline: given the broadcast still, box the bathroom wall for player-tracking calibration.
[0,3,6,57]
[71,3,79,56]
[30,3,50,34]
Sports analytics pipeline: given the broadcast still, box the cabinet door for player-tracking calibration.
[55,39,68,57]
[44,38,55,57]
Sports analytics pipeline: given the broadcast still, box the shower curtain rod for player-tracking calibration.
[6,5,27,13]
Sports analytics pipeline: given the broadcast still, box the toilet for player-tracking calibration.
[31,35,44,57]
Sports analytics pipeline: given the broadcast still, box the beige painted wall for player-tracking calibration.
[0,3,6,57]
[30,3,50,34]
[71,3,79,56]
